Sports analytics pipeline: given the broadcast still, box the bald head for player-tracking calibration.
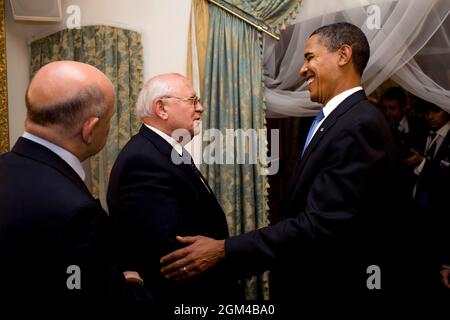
[25,61,116,161]
[26,61,114,132]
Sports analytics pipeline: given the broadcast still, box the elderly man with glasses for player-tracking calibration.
[107,73,241,313]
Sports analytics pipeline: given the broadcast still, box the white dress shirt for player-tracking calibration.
[22,131,85,180]
[398,115,410,133]
[144,124,183,156]
[309,86,364,140]
[144,124,211,192]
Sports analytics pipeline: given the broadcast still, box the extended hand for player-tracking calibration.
[160,236,225,281]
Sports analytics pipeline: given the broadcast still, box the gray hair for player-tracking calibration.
[136,73,184,119]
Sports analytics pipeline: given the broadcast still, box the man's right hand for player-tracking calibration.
[160,236,225,281]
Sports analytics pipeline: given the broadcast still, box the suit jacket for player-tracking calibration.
[391,116,429,203]
[413,128,450,273]
[415,128,450,213]
[225,91,399,299]
[107,125,241,304]
[391,115,429,159]
[0,137,134,301]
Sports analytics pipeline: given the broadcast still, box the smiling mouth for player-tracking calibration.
[306,76,315,85]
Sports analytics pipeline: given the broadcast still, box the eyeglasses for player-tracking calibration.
[160,95,201,106]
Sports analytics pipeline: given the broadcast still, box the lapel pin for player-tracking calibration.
[320,128,324,132]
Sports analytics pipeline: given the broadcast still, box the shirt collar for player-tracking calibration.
[22,131,85,180]
[322,86,364,118]
[435,121,450,138]
[398,115,409,133]
[144,124,183,155]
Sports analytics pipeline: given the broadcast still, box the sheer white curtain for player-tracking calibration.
[264,0,450,118]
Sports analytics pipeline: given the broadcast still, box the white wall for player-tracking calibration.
[6,0,192,145]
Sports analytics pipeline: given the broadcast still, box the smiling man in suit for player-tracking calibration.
[0,61,149,302]
[160,23,399,301]
[107,73,241,310]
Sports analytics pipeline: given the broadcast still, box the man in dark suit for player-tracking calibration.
[0,61,148,302]
[379,87,429,206]
[160,23,399,300]
[411,104,450,293]
[107,74,241,308]
[380,86,429,154]
[412,104,449,213]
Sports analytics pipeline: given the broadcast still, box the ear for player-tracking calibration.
[337,44,352,67]
[154,99,169,120]
[81,116,99,144]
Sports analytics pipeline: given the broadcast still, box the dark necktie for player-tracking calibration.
[302,110,325,156]
[182,148,212,194]
[414,131,437,207]
[425,132,437,159]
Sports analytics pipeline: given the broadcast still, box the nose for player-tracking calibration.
[300,62,307,78]
[196,100,204,113]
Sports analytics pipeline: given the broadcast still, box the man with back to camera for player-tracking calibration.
[160,23,403,301]
[107,73,241,310]
[0,61,150,302]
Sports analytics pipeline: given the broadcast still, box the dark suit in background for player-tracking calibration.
[380,86,429,207]
[391,115,429,204]
[414,129,450,214]
[0,138,127,300]
[108,125,241,304]
[413,123,450,292]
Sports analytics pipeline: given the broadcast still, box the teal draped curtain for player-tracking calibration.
[201,0,301,299]
[211,0,301,36]
[203,3,269,300]
[30,26,143,207]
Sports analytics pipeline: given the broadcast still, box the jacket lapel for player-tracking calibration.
[138,124,175,157]
[286,90,368,202]
[138,124,214,195]
[435,130,450,161]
